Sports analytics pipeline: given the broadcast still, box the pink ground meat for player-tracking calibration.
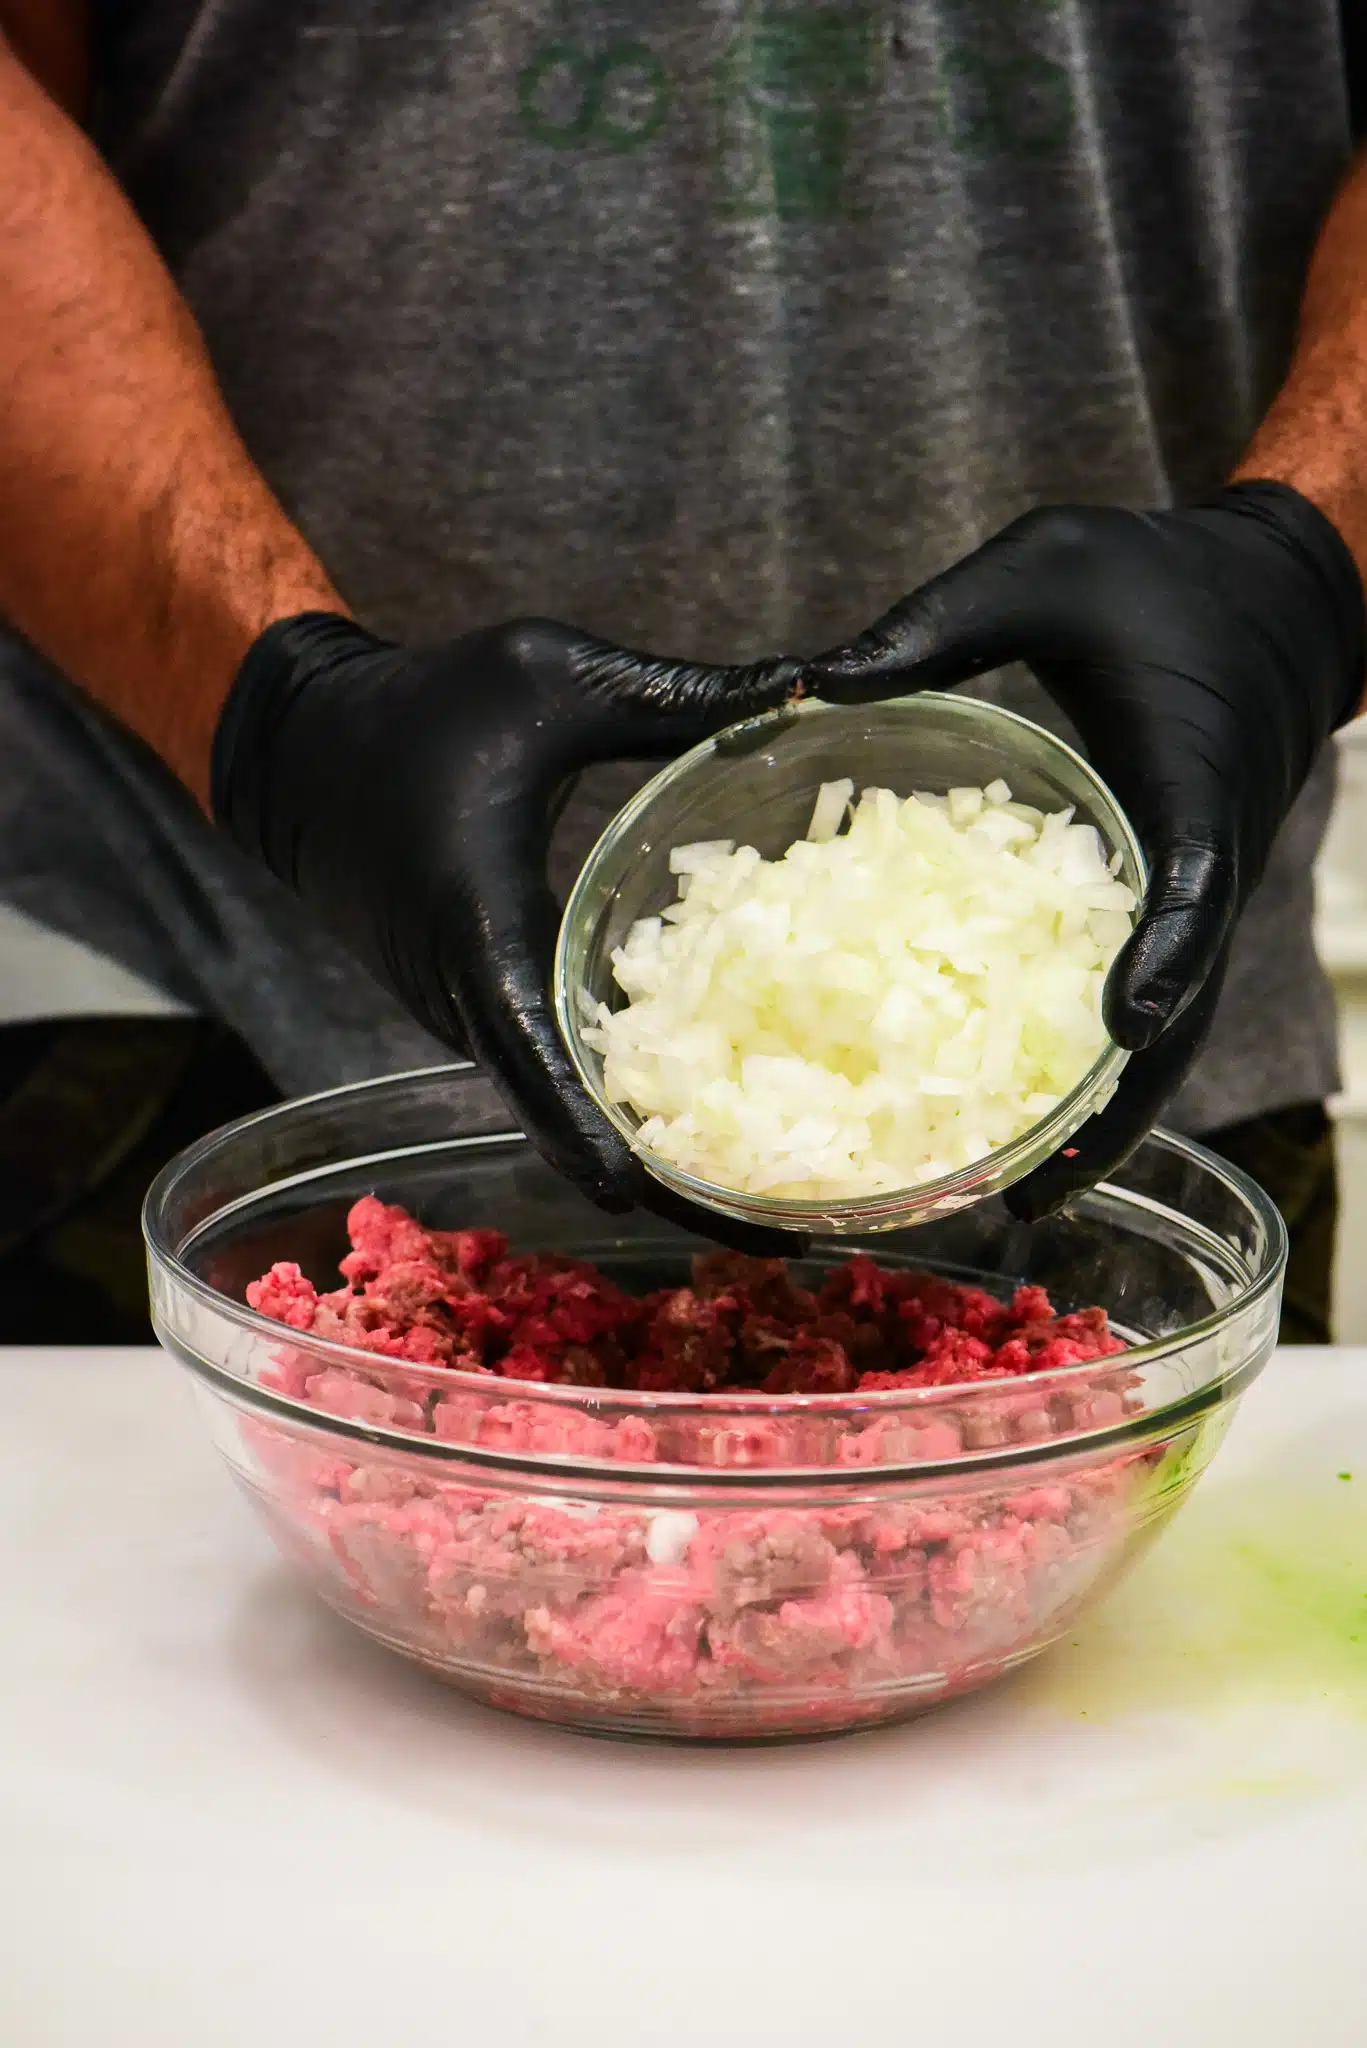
[241,1198,1146,1729]
[248,1195,1126,1395]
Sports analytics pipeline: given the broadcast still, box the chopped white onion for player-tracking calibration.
[806,777,853,843]
[645,1510,700,1566]
[584,779,1136,1200]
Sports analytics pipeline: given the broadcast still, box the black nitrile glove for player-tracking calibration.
[212,613,804,1253]
[804,482,1365,1220]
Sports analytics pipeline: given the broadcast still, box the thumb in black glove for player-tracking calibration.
[212,613,803,1251]
[804,482,1364,1219]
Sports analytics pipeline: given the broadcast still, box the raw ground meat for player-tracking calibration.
[239,1198,1151,1735]
[248,1196,1126,1396]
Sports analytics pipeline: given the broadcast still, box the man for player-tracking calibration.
[0,3,1363,1340]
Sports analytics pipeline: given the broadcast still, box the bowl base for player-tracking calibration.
[325,1594,1058,1745]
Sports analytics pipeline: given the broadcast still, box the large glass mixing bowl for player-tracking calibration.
[145,1065,1284,1743]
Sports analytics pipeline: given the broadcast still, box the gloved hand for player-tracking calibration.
[804,481,1365,1220]
[211,613,802,1250]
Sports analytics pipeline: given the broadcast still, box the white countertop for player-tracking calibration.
[5,1345,1367,2047]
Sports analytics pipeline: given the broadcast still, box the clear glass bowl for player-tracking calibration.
[554,692,1148,1234]
[144,1064,1283,1744]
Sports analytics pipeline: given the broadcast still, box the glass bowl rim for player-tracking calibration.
[143,1062,1287,1485]
[552,691,1149,1225]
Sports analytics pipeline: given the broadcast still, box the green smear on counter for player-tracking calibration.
[1014,1474,1367,1727]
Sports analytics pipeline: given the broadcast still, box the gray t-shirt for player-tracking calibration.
[0,0,1356,1119]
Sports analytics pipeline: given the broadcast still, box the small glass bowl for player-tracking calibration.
[554,693,1147,1235]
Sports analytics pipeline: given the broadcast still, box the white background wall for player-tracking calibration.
[1316,725,1367,1338]
[0,901,188,1022]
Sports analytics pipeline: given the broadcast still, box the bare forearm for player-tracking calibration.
[0,36,346,805]
[1235,148,1367,693]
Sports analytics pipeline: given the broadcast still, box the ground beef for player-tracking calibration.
[239,1197,1146,1735]
[248,1197,1126,1397]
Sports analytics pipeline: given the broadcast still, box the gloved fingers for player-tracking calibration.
[801,533,1043,701]
[1003,965,1225,1224]
[449,853,812,1248]
[445,782,816,1246]
[445,837,643,1213]
[1102,830,1238,1050]
[637,1176,812,1260]
[567,637,805,758]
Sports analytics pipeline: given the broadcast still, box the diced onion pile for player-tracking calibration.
[581,777,1136,1202]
